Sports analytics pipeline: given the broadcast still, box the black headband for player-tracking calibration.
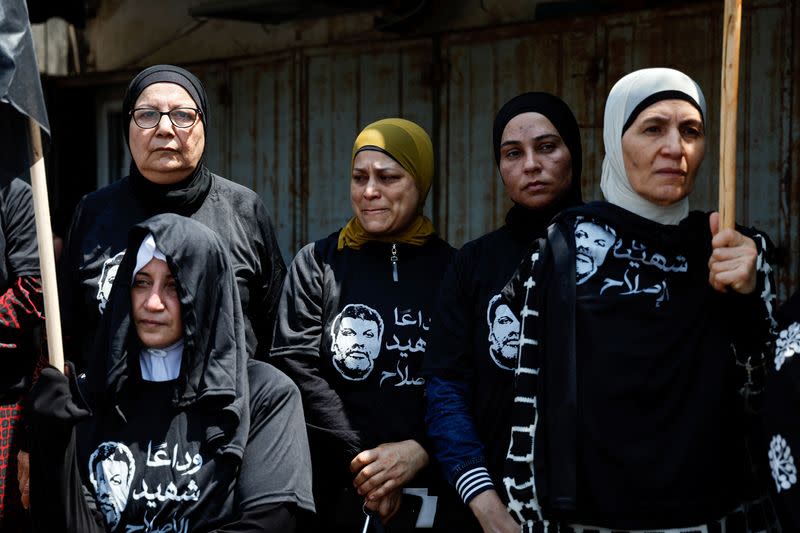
[122,64,209,142]
[492,91,583,186]
[621,90,704,136]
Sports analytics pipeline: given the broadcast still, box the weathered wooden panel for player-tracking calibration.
[788,0,800,294]
[226,56,299,261]
[192,63,230,180]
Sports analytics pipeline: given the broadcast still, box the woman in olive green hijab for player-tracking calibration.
[338,117,436,250]
[271,118,466,531]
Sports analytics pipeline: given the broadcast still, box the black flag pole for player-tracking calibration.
[1,0,63,371]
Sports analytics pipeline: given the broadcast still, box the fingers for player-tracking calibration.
[708,230,757,294]
[711,227,749,251]
[352,441,428,498]
[354,465,393,497]
[363,491,402,524]
[17,451,30,510]
[710,244,750,263]
[350,449,376,474]
[709,211,720,237]
[21,478,29,510]
[364,476,397,501]
[377,491,402,523]
[709,260,756,293]
[352,444,397,489]
[352,449,383,487]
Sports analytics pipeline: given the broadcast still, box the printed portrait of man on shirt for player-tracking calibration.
[575,219,617,285]
[487,294,521,370]
[88,442,136,530]
[330,304,385,381]
[96,251,126,313]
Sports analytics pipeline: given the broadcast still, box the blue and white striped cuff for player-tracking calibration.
[455,466,494,504]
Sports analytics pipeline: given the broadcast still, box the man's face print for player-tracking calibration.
[488,296,520,370]
[331,305,384,381]
[97,251,126,313]
[575,221,616,284]
[89,443,134,530]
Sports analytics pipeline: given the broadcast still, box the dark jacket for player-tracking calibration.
[271,231,457,530]
[60,168,285,368]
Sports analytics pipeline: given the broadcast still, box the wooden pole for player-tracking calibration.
[27,118,64,372]
[719,0,742,230]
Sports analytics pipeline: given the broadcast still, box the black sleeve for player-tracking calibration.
[251,199,287,360]
[726,228,778,412]
[58,198,88,369]
[29,367,107,533]
[213,502,300,533]
[234,361,315,514]
[1,178,39,278]
[422,248,475,380]
[270,243,364,460]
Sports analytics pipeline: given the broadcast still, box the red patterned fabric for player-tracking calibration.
[0,276,44,531]
[0,399,25,529]
[0,277,43,347]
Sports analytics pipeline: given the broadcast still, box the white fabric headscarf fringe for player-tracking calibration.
[132,233,183,382]
[600,67,707,225]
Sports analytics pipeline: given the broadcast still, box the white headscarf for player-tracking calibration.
[132,233,183,382]
[600,67,707,225]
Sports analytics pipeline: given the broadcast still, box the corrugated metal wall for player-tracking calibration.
[124,0,797,297]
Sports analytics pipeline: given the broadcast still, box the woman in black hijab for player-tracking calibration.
[422,92,582,532]
[60,64,285,369]
[29,214,313,533]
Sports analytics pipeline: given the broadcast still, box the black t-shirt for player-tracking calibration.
[73,361,313,533]
[60,173,285,365]
[566,205,771,527]
[0,178,39,285]
[271,233,454,492]
[273,233,454,452]
[0,178,41,395]
[423,223,532,483]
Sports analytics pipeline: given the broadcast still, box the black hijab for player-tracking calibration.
[89,213,250,459]
[122,64,213,214]
[493,92,584,240]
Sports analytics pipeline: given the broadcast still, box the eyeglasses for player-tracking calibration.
[130,107,202,129]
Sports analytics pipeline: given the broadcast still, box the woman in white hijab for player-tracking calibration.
[498,68,778,532]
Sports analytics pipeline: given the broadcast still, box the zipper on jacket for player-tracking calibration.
[390,243,399,283]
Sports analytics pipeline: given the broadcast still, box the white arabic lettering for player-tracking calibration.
[132,479,200,503]
[145,442,203,475]
[380,360,426,387]
[612,240,688,273]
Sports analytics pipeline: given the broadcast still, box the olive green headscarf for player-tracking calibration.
[338,118,436,250]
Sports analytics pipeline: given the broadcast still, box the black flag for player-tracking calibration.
[0,0,50,180]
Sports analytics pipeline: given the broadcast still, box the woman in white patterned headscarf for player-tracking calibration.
[500,67,778,533]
